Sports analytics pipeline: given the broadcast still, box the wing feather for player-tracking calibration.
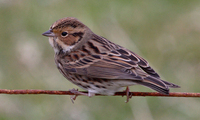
[61,39,161,81]
[63,55,143,80]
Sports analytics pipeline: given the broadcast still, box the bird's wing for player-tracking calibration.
[61,47,157,81]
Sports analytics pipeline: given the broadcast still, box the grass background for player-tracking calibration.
[0,0,200,120]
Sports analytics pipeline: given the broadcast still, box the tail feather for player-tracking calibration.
[137,81,169,95]
[135,76,179,95]
[161,80,180,88]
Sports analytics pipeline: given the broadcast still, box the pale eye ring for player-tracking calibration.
[61,31,68,37]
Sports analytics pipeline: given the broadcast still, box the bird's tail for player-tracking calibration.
[135,76,180,95]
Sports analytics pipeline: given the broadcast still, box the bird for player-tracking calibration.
[42,17,180,102]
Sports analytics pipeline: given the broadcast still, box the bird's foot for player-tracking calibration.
[69,88,95,103]
[69,88,87,103]
[124,87,132,103]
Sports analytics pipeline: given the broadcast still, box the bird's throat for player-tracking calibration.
[49,37,75,54]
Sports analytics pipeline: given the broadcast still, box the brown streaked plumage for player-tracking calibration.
[42,17,180,101]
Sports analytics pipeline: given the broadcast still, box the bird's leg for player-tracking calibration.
[69,88,86,103]
[69,88,95,103]
[124,86,132,103]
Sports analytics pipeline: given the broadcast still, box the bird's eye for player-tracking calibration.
[61,32,68,37]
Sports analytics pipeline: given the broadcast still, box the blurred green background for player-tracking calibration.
[0,0,200,120]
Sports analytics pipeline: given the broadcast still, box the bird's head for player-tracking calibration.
[42,17,92,54]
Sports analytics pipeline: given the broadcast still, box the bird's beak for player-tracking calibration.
[42,29,55,37]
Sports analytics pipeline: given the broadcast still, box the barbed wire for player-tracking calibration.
[0,89,199,97]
